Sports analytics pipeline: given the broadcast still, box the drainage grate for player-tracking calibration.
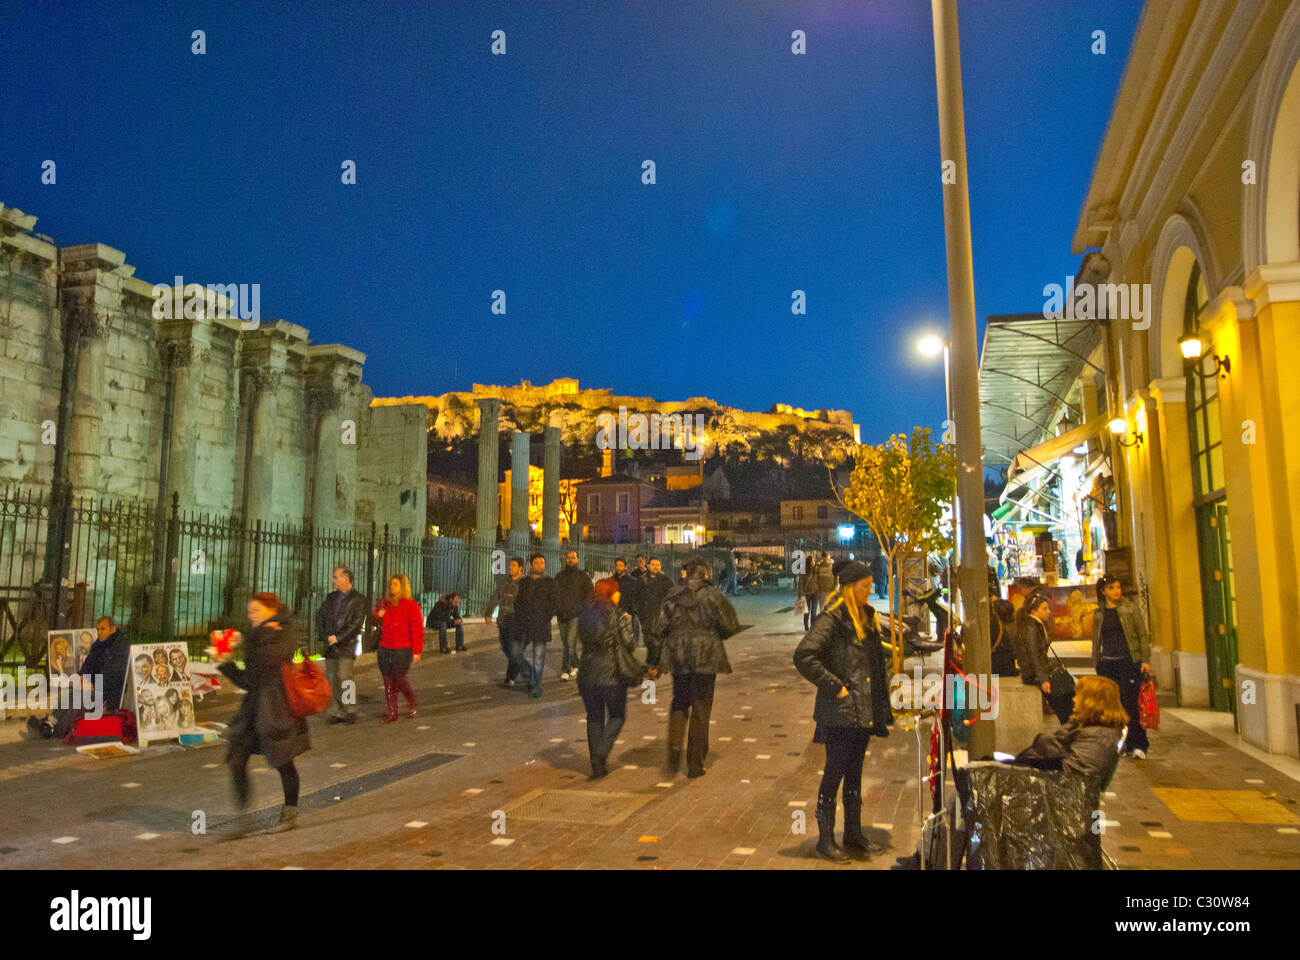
[502,788,654,826]
[210,750,461,832]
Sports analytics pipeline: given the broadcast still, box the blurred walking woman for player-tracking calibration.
[577,578,637,779]
[794,562,888,862]
[374,574,424,723]
[212,592,309,833]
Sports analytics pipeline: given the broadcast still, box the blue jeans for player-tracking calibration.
[527,642,547,696]
[498,617,524,682]
[438,622,465,652]
[559,618,580,673]
[580,683,627,762]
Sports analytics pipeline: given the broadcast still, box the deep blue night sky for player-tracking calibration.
[0,0,1141,446]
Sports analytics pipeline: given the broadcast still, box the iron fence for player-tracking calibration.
[0,486,740,669]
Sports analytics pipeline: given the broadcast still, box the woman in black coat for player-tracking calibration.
[577,578,638,779]
[210,591,310,833]
[794,561,889,862]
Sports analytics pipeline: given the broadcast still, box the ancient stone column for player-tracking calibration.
[473,398,502,615]
[509,431,530,553]
[304,346,365,533]
[474,398,501,546]
[542,424,561,546]
[60,244,132,501]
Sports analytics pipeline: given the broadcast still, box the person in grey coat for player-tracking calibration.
[1091,574,1152,758]
[577,578,637,779]
[212,592,310,834]
[653,559,741,778]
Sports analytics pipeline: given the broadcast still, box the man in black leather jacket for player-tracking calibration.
[653,559,741,778]
[317,565,369,724]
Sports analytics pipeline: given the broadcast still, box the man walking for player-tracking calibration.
[317,565,368,724]
[554,549,593,680]
[515,554,559,698]
[613,558,645,649]
[639,557,673,671]
[485,557,526,687]
[815,552,836,612]
[653,558,742,778]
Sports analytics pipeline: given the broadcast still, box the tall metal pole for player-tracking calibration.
[944,343,959,622]
[932,0,992,758]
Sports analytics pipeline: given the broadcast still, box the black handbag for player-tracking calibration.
[363,617,382,654]
[1047,648,1076,725]
[611,614,646,686]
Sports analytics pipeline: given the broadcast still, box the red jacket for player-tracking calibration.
[375,598,424,656]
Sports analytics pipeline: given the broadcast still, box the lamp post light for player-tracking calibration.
[918,332,959,617]
[931,0,992,759]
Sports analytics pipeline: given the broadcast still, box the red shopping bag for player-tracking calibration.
[282,655,331,717]
[1138,673,1160,730]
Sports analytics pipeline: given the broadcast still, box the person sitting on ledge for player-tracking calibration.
[27,616,130,740]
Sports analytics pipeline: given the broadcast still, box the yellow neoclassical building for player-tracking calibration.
[1074,0,1300,756]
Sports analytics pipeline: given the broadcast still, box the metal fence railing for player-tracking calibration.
[0,486,743,670]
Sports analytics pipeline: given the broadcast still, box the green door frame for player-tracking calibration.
[1192,498,1238,713]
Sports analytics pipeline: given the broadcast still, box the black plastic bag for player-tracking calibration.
[961,761,1105,870]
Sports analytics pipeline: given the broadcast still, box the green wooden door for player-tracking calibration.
[1194,501,1238,713]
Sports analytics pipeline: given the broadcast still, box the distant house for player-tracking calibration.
[573,477,657,544]
[641,488,706,545]
[780,498,856,545]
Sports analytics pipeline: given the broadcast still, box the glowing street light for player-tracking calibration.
[917,333,946,358]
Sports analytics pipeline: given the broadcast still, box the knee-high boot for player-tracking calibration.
[815,792,849,862]
[381,677,399,723]
[840,789,872,858]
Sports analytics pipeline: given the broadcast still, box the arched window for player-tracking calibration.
[1183,263,1220,499]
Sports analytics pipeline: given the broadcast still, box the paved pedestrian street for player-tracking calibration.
[0,595,1296,871]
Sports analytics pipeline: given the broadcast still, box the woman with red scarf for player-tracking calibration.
[373,574,424,722]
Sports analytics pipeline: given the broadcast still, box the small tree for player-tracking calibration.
[831,428,957,674]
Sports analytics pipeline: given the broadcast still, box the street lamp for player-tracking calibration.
[1109,416,1144,448]
[1178,332,1231,378]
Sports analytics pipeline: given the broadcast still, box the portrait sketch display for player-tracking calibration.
[45,630,81,688]
[128,642,200,747]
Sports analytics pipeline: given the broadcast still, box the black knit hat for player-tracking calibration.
[837,560,872,587]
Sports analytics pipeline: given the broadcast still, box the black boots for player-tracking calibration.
[590,755,608,779]
[840,789,873,859]
[815,793,849,863]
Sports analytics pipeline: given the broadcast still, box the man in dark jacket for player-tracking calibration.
[653,559,741,777]
[317,565,369,724]
[515,554,559,698]
[613,558,645,648]
[37,616,131,740]
[426,593,465,654]
[554,549,593,680]
[485,557,526,687]
[639,557,673,669]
